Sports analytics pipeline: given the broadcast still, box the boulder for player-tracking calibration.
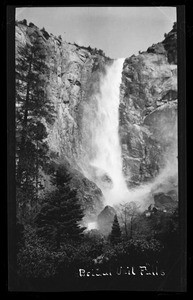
[97,205,116,235]
[153,192,178,212]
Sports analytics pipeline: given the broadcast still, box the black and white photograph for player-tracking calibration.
[7,5,186,292]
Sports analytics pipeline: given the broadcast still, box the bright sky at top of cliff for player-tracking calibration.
[16,7,176,59]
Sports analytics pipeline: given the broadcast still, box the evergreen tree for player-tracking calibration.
[16,30,55,216]
[35,166,86,249]
[110,215,121,244]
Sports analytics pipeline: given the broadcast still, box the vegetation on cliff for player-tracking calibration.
[147,21,177,64]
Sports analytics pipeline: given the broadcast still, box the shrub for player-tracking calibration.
[17,225,68,278]
[19,19,27,26]
[100,238,163,266]
[29,22,35,27]
[40,27,50,39]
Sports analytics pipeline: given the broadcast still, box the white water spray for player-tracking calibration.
[88,59,130,205]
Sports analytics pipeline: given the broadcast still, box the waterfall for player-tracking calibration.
[80,58,177,210]
[86,58,130,205]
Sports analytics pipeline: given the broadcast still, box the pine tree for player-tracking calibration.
[35,166,86,249]
[110,215,121,244]
[16,29,55,215]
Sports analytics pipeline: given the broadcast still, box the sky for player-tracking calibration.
[16,7,176,59]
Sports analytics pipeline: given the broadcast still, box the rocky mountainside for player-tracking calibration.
[15,20,178,215]
[15,20,111,216]
[16,20,112,168]
[119,22,177,202]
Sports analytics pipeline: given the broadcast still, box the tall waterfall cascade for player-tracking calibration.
[85,58,130,205]
[80,58,177,209]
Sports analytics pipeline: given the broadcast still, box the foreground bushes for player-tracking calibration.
[17,225,166,279]
[17,225,66,278]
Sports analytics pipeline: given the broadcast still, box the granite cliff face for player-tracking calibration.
[16,21,111,169]
[16,21,178,214]
[16,21,111,215]
[119,23,177,205]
